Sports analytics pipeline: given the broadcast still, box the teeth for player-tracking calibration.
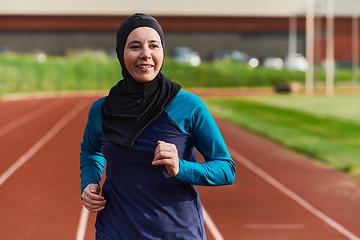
[138,65,152,68]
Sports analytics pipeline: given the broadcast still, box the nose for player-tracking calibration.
[140,47,151,59]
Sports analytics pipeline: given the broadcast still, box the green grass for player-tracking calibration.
[0,53,298,94]
[0,53,122,94]
[1,52,359,95]
[246,95,360,124]
[203,96,360,174]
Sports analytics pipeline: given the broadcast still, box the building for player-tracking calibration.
[0,0,359,62]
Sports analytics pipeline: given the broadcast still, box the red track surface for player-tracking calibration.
[1,94,360,240]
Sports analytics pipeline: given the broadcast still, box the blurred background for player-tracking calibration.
[1,2,360,239]
[0,0,359,94]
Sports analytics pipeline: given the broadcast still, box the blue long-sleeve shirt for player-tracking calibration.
[80,90,235,239]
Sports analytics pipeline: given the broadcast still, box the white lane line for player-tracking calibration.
[202,206,224,240]
[227,146,360,240]
[0,100,88,187]
[243,224,306,229]
[0,99,61,137]
[76,206,90,240]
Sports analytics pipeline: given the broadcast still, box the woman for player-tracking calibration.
[80,13,236,239]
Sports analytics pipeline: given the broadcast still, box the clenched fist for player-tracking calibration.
[152,140,179,177]
[81,184,106,213]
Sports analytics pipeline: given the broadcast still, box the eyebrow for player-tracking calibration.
[127,40,161,46]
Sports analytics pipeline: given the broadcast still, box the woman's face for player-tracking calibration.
[124,27,163,83]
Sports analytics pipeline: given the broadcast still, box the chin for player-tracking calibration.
[132,72,158,83]
[134,77,155,83]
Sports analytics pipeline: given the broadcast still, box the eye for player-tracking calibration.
[150,44,160,49]
[130,45,140,49]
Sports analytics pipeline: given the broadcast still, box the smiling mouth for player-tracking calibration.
[137,65,153,69]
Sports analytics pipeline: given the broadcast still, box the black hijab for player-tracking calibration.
[101,13,181,146]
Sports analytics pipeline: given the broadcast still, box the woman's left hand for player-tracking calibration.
[152,140,179,177]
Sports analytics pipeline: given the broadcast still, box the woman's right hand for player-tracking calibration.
[81,184,106,213]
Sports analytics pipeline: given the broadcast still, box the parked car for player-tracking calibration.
[168,47,201,66]
[207,49,259,67]
[284,53,308,72]
[0,46,10,53]
[263,57,284,70]
[335,59,360,69]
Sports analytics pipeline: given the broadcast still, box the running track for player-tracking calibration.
[1,94,360,240]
